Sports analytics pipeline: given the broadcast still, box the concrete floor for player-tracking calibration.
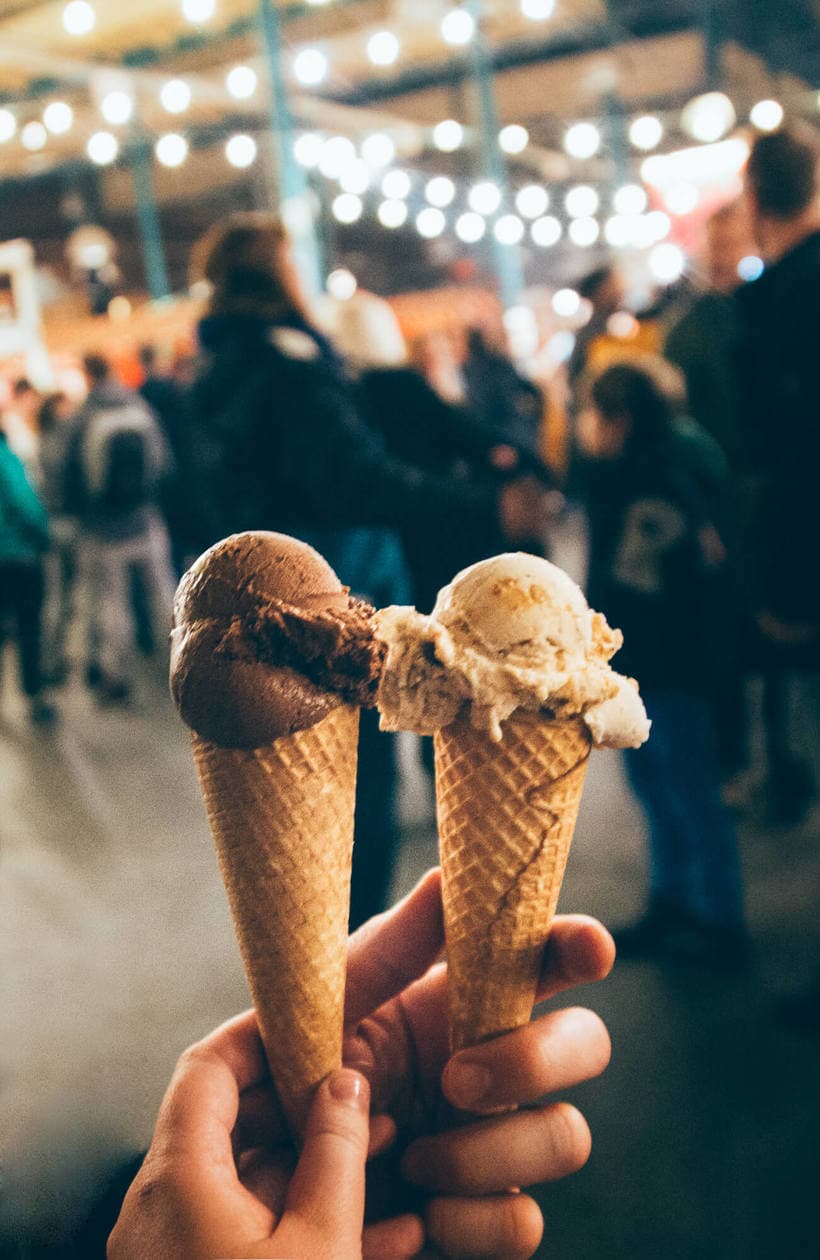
[1,656,819,1259]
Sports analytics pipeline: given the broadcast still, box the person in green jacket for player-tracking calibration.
[0,423,57,723]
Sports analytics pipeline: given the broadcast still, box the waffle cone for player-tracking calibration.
[435,710,591,1051]
[192,704,359,1140]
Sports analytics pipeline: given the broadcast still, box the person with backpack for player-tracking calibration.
[64,353,176,706]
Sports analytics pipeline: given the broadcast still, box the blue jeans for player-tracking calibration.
[625,690,745,928]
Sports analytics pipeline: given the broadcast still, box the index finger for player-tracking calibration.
[536,915,615,1003]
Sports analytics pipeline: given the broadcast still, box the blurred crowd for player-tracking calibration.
[1,124,818,1024]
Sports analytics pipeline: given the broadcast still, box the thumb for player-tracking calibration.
[277,1069,370,1258]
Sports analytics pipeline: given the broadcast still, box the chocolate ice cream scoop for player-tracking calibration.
[171,531,385,749]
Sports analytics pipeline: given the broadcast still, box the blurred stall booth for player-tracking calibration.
[0,239,53,390]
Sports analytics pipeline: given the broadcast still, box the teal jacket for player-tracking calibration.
[0,436,49,562]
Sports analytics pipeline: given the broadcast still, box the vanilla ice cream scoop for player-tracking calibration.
[376,552,650,747]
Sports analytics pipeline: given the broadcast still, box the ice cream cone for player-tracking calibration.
[192,703,359,1140]
[435,710,591,1052]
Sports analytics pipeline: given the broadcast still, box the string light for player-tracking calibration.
[531,215,562,246]
[516,185,549,218]
[499,124,528,154]
[293,49,328,87]
[293,132,323,167]
[613,183,647,215]
[604,215,636,247]
[750,99,783,132]
[332,193,363,223]
[361,133,395,168]
[738,254,764,282]
[100,90,134,126]
[552,287,581,317]
[43,102,73,135]
[0,110,16,143]
[225,134,257,169]
[468,180,501,215]
[416,207,446,238]
[455,211,486,242]
[155,133,189,168]
[441,8,475,46]
[629,114,663,151]
[521,0,555,19]
[494,214,525,245]
[87,130,118,164]
[226,66,258,100]
[569,216,600,246]
[63,2,95,36]
[565,184,599,217]
[381,168,411,199]
[426,176,456,207]
[433,119,463,152]
[21,122,47,152]
[161,79,191,114]
[367,31,400,67]
[649,242,685,282]
[564,122,600,159]
[681,92,735,143]
[181,0,215,22]
[327,268,357,299]
[378,199,408,228]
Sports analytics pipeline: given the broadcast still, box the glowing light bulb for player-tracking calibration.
[565,184,599,217]
[63,1,95,36]
[293,132,323,167]
[499,124,528,154]
[378,199,408,228]
[21,121,47,151]
[433,119,463,151]
[319,135,356,179]
[339,159,371,194]
[226,66,257,100]
[468,180,501,215]
[649,242,685,283]
[456,211,486,242]
[521,0,555,18]
[613,183,647,215]
[531,215,562,247]
[381,168,411,199]
[425,176,455,207]
[294,48,328,87]
[569,216,600,246]
[564,122,600,159]
[361,133,395,168]
[629,114,663,151]
[332,193,363,223]
[156,133,189,168]
[225,134,257,169]
[516,184,549,218]
[416,207,446,238]
[100,90,133,126]
[0,110,16,143]
[367,30,399,67]
[43,101,73,135]
[553,288,581,317]
[161,79,191,114]
[750,99,783,132]
[87,130,118,165]
[327,268,357,299]
[681,92,736,143]
[441,8,475,45]
[182,0,215,22]
[737,254,764,282]
[494,214,525,245]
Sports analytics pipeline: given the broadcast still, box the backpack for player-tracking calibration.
[81,405,158,515]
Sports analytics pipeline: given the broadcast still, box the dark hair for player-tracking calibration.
[83,353,110,384]
[191,212,308,323]
[747,126,818,220]
[591,362,674,448]
[38,392,67,433]
[138,344,156,371]
[578,265,615,302]
[13,377,33,396]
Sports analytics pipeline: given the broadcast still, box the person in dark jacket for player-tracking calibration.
[0,421,56,723]
[581,361,748,965]
[185,213,552,930]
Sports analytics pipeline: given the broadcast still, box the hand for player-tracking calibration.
[498,476,564,543]
[345,869,614,1258]
[108,1028,372,1259]
[109,871,614,1260]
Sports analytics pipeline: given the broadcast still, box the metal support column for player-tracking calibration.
[465,0,523,310]
[701,0,723,88]
[257,0,323,296]
[130,138,170,301]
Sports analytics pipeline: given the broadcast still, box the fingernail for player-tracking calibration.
[444,1059,492,1108]
[328,1068,368,1109]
